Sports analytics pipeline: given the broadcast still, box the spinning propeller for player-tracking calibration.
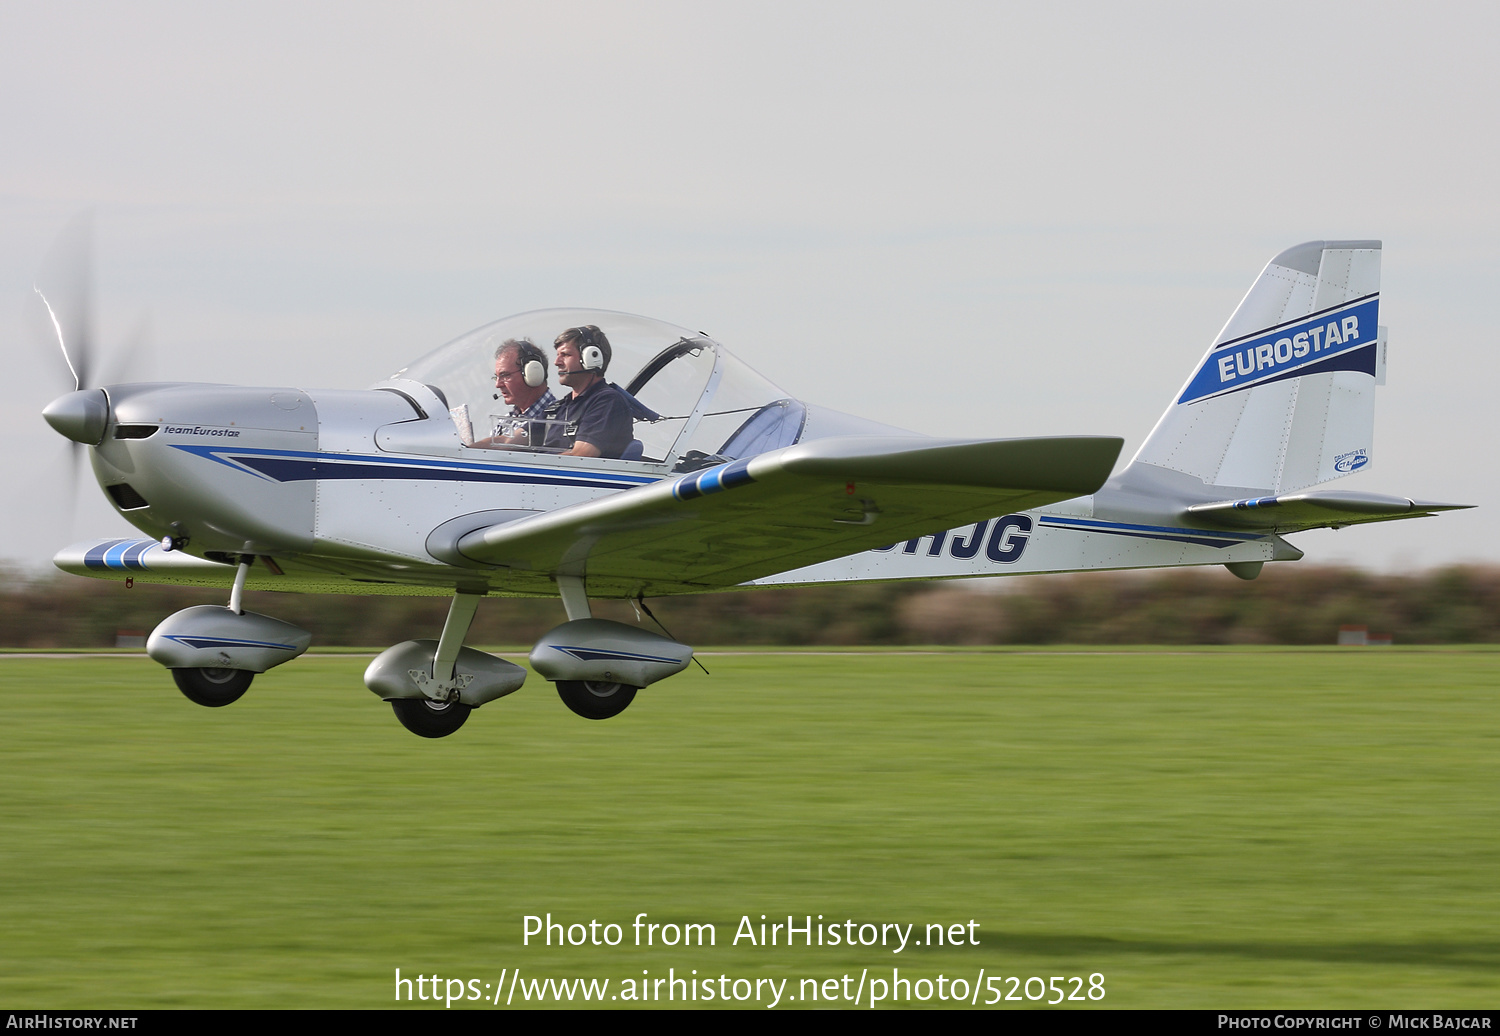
[34,211,151,519]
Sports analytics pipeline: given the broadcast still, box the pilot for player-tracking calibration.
[544,325,634,459]
[473,338,556,448]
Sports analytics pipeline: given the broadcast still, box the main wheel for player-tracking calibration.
[172,667,253,707]
[390,698,472,738]
[556,680,638,720]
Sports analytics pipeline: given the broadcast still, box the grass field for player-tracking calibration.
[2,648,1497,1009]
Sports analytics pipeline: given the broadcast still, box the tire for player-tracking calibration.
[390,698,472,738]
[556,680,638,720]
[172,667,253,707]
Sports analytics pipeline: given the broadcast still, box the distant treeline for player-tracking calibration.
[3,564,1498,647]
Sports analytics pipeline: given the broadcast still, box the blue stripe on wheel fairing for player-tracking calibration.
[552,646,683,665]
[162,634,298,651]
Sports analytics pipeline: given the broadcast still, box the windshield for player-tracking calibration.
[386,308,804,468]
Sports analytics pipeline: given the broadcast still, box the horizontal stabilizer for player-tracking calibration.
[455,434,1123,594]
[1185,491,1471,533]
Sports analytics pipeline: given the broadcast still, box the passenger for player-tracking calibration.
[473,338,556,448]
[544,325,634,459]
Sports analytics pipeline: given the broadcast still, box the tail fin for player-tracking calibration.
[1127,240,1386,495]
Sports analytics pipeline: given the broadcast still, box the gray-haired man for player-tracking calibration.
[474,338,556,448]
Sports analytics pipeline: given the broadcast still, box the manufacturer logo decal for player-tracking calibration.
[1333,449,1369,473]
[1178,296,1380,404]
[164,425,241,438]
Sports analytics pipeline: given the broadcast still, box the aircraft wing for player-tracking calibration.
[1185,490,1471,534]
[456,435,1123,595]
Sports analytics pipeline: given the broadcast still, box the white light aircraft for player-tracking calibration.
[41,240,1467,737]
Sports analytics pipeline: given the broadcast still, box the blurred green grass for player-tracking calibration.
[1,649,1497,1008]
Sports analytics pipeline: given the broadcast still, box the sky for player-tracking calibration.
[2,1,1494,574]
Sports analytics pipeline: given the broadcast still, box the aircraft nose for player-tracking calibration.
[42,388,110,445]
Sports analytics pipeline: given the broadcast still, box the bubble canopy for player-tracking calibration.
[386,308,806,470]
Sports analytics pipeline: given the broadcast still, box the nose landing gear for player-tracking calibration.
[172,666,254,707]
[147,557,312,709]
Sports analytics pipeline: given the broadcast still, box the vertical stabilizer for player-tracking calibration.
[1126,240,1383,495]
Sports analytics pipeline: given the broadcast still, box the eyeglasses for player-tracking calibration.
[494,369,523,382]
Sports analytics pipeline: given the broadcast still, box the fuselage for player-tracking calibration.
[52,304,1313,598]
[67,375,1291,598]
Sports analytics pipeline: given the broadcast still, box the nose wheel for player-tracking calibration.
[172,667,254,707]
[556,680,638,720]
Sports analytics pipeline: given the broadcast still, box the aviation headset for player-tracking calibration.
[495,339,549,396]
[557,325,608,373]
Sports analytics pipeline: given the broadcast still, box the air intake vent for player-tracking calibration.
[113,424,159,439]
[105,483,150,510]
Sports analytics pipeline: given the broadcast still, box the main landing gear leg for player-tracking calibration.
[227,555,251,615]
[557,575,591,621]
[389,591,482,738]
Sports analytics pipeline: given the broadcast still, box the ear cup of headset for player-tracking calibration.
[523,359,545,387]
[581,345,604,370]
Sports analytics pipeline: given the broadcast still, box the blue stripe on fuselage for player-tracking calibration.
[1039,515,1261,550]
[168,444,657,491]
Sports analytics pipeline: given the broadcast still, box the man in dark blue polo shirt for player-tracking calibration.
[543,325,634,459]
